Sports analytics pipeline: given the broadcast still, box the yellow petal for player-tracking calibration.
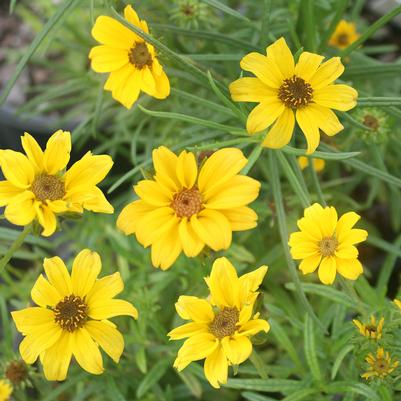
[204,345,228,389]
[31,275,61,308]
[309,57,345,89]
[124,4,141,25]
[34,203,57,237]
[66,186,113,214]
[71,249,101,297]
[246,100,285,134]
[152,146,180,192]
[179,218,204,257]
[335,245,358,259]
[221,335,252,365]
[89,45,128,73]
[313,84,358,111]
[299,253,322,274]
[301,104,344,136]
[335,211,361,242]
[336,258,363,280]
[71,328,104,375]
[86,272,124,305]
[229,77,276,102]
[111,67,141,109]
[41,331,72,381]
[85,320,124,363]
[296,108,321,154]
[238,319,270,336]
[318,256,337,285]
[0,180,23,206]
[339,228,368,247]
[303,203,338,238]
[21,132,44,172]
[191,209,232,251]
[11,307,55,334]
[43,130,71,175]
[88,299,138,320]
[262,107,295,149]
[220,206,258,231]
[176,150,198,189]
[266,37,295,80]
[239,265,268,304]
[151,223,182,270]
[0,150,34,188]
[175,296,214,322]
[140,66,156,95]
[168,322,209,340]
[43,256,72,297]
[117,200,155,235]
[295,52,325,82]
[152,67,170,99]
[134,179,173,207]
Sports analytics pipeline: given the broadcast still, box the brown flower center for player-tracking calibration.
[54,295,87,332]
[5,360,28,385]
[374,358,389,373]
[278,75,313,109]
[209,307,239,339]
[129,42,152,69]
[171,188,203,218]
[31,174,65,202]
[336,33,350,46]
[363,115,379,130]
[318,236,338,257]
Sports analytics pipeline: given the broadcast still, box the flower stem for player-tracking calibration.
[0,225,32,271]
[338,276,367,316]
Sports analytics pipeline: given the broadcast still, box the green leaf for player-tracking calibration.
[136,358,171,398]
[201,0,250,22]
[303,314,322,382]
[282,146,360,160]
[358,97,401,106]
[326,382,381,401]
[282,388,320,401]
[224,378,303,393]
[331,345,354,380]
[177,370,202,399]
[242,392,277,401]
[345,64,401,77]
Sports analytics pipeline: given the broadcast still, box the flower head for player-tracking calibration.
[352,107,390,144]
[0,131,113,236]
[11,249,138,381]
[170,0,211,29]
[3,360,29,387]
[168,257,269,388]
[329,20,360,50]
[117,147,260,270]
[229,37,358,154]
[0,380,12,401]
[353,315,384,340]
[394,299,401,310]
[89,5,170,109]
[289,203,368,285]
[298,156,325,173]
[362,347,398,379]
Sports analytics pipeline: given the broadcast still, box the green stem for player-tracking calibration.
[308,162,326,206]
[0,225,32,271]
[305,0,316,52]
[338,276,367,316]
[358,97,401,107]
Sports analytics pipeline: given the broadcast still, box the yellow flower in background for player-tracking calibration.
[362,347,398,379]
[329,20,360,50]
[11,250,138,381]
[289,203,368,285]
[353,315,384,340]
[168,257,269,388]
[393,299,401,310]
[89,5,170,109]
[298,156,325,173]
[229,37,358,154]
[0,131,113,236]
[0,380,12,401]
[117,147,260,270]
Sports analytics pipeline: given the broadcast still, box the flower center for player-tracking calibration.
[363,115,379,130]
[31,174,65,202]
[129,42,152,69]
[5,360,28,385]
[318,236,338,257]
[336,33,350,46]
[171,188,203,218]
[209,307,239,339]
[365,325,377,334]
[54,295,87,332]
[182,4,195,16]
[374,358,389,373]
[278,75,313,109]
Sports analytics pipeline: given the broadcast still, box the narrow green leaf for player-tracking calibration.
[242,145,263,175]
[345,64,401,77]
[304,314,322,382]
[326,382,381,401]
[331,345,354,380]
[358,97,401,106]
[366,235,401,259]
[136,359,171,398]
[224,378,303,393]
[242,392,277,401]
[282,146,360,160]
[282,389,320,401]
[201,0,250,22]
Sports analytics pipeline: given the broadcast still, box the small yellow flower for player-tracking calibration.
[229,37,358,154]
[0,380,12,401]
[117,147,260,270]
[393,299,401,310]
[362,347,399,379]
[329,20,360,50]
[168,257,269,388]
[297,156,325,173]
[89,5,170,109]
[0,131,113,236]
[11,250,138,381]
[289,203,368,285]
[353,315,384,340]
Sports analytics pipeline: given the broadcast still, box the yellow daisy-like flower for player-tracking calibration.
[229,37,358,154]
[117,147,260,270]
[362,347,399,379]
[168,257,269,388]
[0,380,12,401]
[288,203,368,285]
[353,315,384,340]
[0,130,113,236]
[89,5,170,109]
[11,249,138,381]
[329,20,360,50]
[393,299,401,310]
[297,156,325,173]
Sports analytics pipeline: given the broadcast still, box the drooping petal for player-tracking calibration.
[71,249,101,297]
[176,150,198,189]
[34,203,58,237]
[262,107,295,149]
[336,258,363,280]
[114,68,142,109]
[0,150,34,188]
[318,256,337,285]
[179,218,204,257]
[229,77,277,102]
[220,206,258,231]
[89,45,129,73]
[43,130,71,175]
[313,84,358,111]
[246,100,285,134]
[88,299,138,320]
[0,180,23,206]
[299,253,322,274]
[204,345,228,389]
[31,275,61,308]
[221,335,253,365]
[168,322,209,340]
[295,52,325,82]
[21,132,44,172]
[300,104,344,137]
[152,68,170,99]
[85,272,124,305]
[140,66,156,96]
[43,256,72,297]
[175,296,214,323]
[296,107,321,155]
[309,57,344,89]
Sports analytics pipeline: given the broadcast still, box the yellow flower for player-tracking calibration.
[329,20,360,50]
[288,203,368,285]
[89,5,170,109]
[353,315,384,340]
[11,249,138,381]
[0,380,12,401]
[393,299,401,310]
[229,37,358,154]
[117,147,260,270]
[168,257,269,388]
[0,130,113,236]
[297,156,325,173]
[362,347,398,379]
